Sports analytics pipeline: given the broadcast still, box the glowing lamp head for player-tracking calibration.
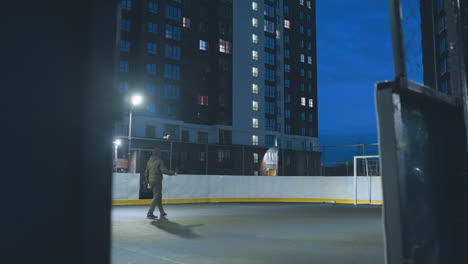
[131,94,143,106]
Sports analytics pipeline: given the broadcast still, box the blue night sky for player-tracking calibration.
[316,0,394,162]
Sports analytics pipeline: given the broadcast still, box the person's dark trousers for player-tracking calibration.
[148,182,164,215]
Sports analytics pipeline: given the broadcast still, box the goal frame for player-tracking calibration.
[353,155,380,205]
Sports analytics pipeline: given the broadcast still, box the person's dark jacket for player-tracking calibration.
[145,156,175,184]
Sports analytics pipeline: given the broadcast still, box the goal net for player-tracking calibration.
[353,155,381,205]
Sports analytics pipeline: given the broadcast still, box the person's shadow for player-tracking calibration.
[151,216,203,239]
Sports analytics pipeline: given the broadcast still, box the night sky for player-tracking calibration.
[316,0,394,162]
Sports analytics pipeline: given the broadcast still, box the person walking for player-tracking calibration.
[145,148,177,219]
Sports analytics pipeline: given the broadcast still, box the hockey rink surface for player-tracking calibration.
[112,203,384,264]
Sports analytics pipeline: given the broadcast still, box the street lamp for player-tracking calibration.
[128,94,143,172]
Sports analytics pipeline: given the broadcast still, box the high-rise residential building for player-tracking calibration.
[114,0,320,176]
[420,0,468,95]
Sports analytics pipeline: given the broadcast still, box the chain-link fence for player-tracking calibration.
[319,143,379,176]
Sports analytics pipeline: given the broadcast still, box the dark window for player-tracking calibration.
[165,24,181,40]
[265,118,276,131]
[121,19,131,31]
[119,61,129,72]
[219,130,232,144]
[164,64,180,80]
[265,102,275,114]
[166,5,181,21]
[264,5,274,17]
[146,64,156,74]
[182,130,189,142]
[265,52,275,65]
[163,84,180,99]
[121,0,131,11]
[198,132,208,144]
[265,36,275,49]
[148,22,158,33]
[120,40,130,52]
[265,85,275,97]
[265,68,275,81]
[265,135,275,146]
[149,1,158,13]
[165,44,181,60]
[147,42,157,54]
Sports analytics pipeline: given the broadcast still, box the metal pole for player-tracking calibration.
[242,145,245,175]
[169,140,173,170]
[388,0,407,79]
[127,108,133,172]
[365,158,371,204]
[354,156,357,205]
[205,143,208,175]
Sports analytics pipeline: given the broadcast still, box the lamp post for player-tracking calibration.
[113,139,121,172]
[127,94,143,172]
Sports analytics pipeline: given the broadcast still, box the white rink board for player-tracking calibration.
[112,173,140,200]
[162,175,382,202]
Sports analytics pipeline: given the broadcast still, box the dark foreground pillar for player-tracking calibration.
[2,1,119,263]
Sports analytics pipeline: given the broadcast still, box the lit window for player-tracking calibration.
[198,95,209,105]
[299,0,304,5]
[252,1,258,11]
[252,67,259,77]
[252,18,258,27]
[252,34,259,44]
[252,50,258,60]
[307,1,311,8]
[308,56,312,64]
[301,97,306,106]
[309,99,313,108]
[252,135,259,145]
[199,40,208,51]
[253,153,259,163]
[252,84,259,94]
[252,118,259,128]
[183,17,191,28]
[284,20,290,29]
[252,101,259,111]
[300,54,305,62]
[219,39,232,54]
